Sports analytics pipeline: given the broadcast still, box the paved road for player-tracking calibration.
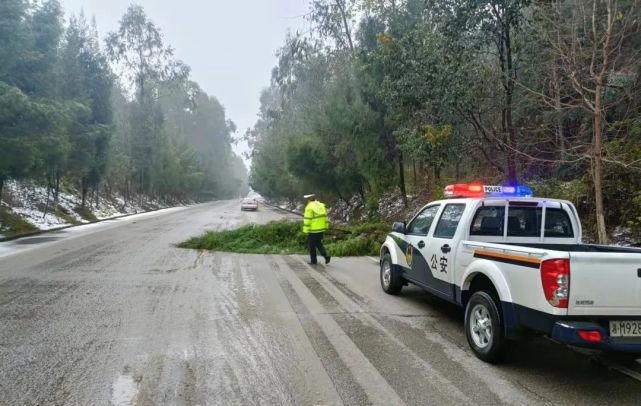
[1,201,640,405]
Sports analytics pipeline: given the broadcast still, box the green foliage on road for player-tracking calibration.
[179,220,389,257]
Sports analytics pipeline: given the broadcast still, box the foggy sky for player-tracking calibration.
[60,0,310,165]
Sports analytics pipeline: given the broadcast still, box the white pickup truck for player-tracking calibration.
[379,183,641,362]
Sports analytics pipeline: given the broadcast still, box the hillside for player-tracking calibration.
[0,180,176,239]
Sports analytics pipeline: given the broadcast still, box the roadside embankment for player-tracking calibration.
[0,180,190,241]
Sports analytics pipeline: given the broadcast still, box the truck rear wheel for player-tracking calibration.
[380,252,403,295]
[465,291,509,363]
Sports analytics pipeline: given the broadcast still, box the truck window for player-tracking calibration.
[434,204,466,239]
[470,206,505,236]
[406,205,440,235]
[544,208,574,238]
[507,207,542,237]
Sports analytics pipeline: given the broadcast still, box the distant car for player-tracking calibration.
[240,198,259,211]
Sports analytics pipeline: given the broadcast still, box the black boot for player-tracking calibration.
[325,256,331,264]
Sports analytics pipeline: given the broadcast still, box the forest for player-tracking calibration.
[248,0,641,244]
[0,1,248,212]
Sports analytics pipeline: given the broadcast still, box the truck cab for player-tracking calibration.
[380,183,641,362]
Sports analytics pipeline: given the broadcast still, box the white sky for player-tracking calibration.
[60,0,311,166]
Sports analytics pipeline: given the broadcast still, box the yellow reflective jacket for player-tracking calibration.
[303,200,328,234]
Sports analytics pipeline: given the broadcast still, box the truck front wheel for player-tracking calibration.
[464,291,509,363]
[380,252,403,295]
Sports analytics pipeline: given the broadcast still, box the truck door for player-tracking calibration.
[418,203,466,300]
[403,205,440,286]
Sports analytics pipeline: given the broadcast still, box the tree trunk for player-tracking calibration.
[419,161,428,189]
[44,175,51,218]
[398,151,407,207]
[504,19,518,184]
[335,0,354,53]
[412,160,417,190]
[53,170,61,206]
[593,77,608,244]
[127,178,132,205]
[124,179,129,205]
[334,185,350,210]
[138,170,144,206]
[0,175,4,203]
[552,65,565,154]
[497,35,517,183]
[505,97,518,184]
[81,177,88,209]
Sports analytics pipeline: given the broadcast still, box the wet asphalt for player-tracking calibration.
[1,200,640,405]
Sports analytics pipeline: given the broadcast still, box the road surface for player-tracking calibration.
[1,201,640,405]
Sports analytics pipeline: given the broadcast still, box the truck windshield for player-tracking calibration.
[407,205,440,235]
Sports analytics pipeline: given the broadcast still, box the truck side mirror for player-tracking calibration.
[392,221,406,234]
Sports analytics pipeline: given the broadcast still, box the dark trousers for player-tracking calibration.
[307,232,328,264]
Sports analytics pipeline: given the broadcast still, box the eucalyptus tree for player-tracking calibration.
[18,0,64,97]
[105,5,188,103]
[0,0,28,85]
[0,84,43,197]
[309,0,359,53]
[357,14,410,204]
[106,5,189,196]
[61,14,114,208]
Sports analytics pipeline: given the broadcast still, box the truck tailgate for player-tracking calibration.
[568,253,641,316]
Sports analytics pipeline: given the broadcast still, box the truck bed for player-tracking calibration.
[501,243,641,254]
[493,242,641,316]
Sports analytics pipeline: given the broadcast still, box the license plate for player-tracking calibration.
[610,321,641,337]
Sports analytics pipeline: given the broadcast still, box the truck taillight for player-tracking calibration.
[540,259,570,308]
[577,330,602,343]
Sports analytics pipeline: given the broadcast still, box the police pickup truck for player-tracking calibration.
[379,183,641,362]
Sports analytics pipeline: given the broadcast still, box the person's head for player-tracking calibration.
[303,194,316,203]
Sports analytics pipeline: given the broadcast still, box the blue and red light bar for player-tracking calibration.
[444,183,533,198]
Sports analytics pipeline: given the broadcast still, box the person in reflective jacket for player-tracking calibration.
[302,194,330,265]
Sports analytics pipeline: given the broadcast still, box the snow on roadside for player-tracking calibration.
[92,195,134,220]
[5,180,81,230]
[11,206,69,230]
[1,180,170,232]
[610,226,637,247]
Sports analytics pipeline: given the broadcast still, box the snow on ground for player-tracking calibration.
[5,181,81,230]
[91,195,136,220]
[610,226,637,246]
[1,180,169,232]
[11,206,69,230]
[377,191,408,219]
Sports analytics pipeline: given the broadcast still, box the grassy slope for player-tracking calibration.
[0,207,38,237]
[55,205,81,225]
[74,206,98,222]
[179,220,389,257]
